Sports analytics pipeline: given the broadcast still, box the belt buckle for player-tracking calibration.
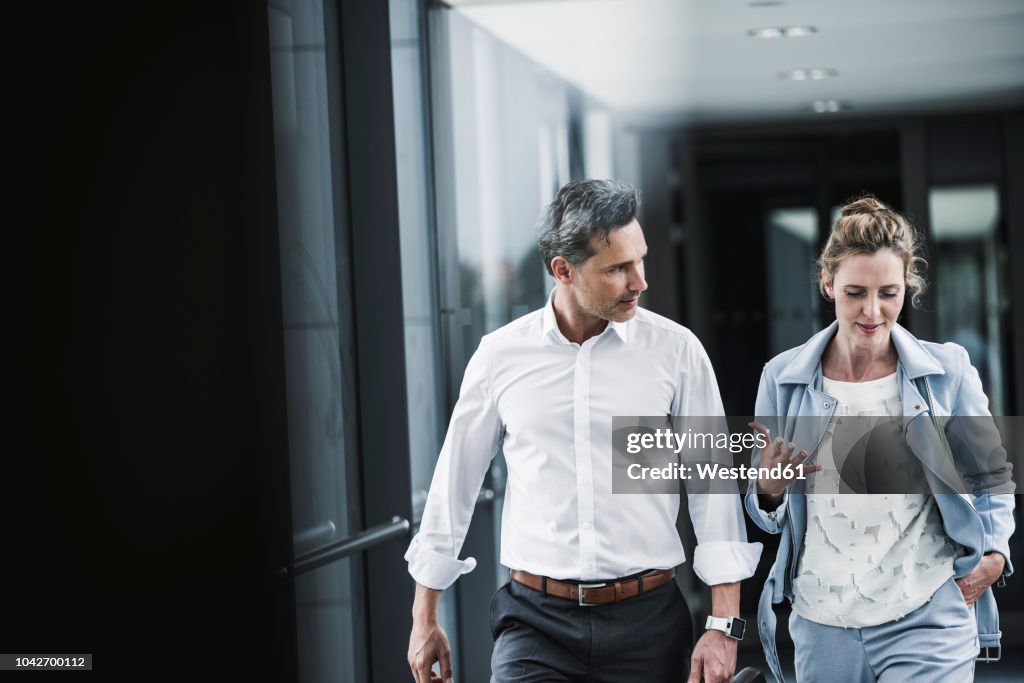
[978,646,1001,663]
[577,582,607,606]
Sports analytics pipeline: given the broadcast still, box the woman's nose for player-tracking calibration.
[864,295,881,318]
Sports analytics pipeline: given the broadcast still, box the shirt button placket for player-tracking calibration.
[574,342,597,578]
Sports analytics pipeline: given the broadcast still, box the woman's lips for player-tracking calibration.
[857,323,882,334]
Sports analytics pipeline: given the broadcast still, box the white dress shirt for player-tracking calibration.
[405,294,762,590]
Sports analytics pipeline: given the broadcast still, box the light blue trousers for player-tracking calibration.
[789,577,978,682]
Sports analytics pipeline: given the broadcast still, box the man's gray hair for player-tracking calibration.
[537,179,640,275]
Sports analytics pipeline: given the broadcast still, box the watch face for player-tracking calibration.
[728,617,746,640]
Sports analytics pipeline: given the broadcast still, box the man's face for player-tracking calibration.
[570,219,648,323]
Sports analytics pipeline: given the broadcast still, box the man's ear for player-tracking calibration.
[551,256,573,285]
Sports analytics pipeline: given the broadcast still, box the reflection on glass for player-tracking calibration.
[390,0,457,654]
[295,561,356,683]
[765,208,820,356]
[390,0,445,515]
[438,10,565,351]
[267,0,359,680]
[930,185,1007,415]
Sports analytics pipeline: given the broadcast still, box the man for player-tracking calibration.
[406,180,761,683]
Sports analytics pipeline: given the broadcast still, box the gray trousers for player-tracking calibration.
[789,576,978,682]
[490,576,693,683]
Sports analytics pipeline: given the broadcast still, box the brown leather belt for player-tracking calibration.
[509,568,675,606]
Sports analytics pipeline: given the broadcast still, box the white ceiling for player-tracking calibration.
[447,0,1024,125]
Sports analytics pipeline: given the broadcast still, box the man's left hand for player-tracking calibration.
[956,553,1006,607]
[687,629,736,683]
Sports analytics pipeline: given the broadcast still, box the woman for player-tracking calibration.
[745,196,1014,682]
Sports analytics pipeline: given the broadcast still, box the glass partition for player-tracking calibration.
[929,184,1009,415]
[267,0,362,680]
[390,0,458,659]
[765,207,820,357]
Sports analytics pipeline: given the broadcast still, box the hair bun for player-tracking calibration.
[840,195,888,217]
[819,193,927,308]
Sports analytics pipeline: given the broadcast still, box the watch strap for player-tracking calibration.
[705,615,745,640]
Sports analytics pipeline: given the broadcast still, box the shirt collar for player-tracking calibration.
[541,288,630,345]
[776,320,945,384]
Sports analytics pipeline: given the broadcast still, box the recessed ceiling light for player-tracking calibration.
[780,68,838,81]
[809,99,846,113]
[784,25,817,37]
[748,25,817,38]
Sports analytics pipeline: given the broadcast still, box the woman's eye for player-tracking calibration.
[845,291,865,298]
[881,291,899,299]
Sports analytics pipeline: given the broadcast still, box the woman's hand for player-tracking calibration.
[748,421,822,498]
[956,553,1006,607]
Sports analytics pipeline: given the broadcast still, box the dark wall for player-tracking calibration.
[690,128,902,415]
[12,3,295,678]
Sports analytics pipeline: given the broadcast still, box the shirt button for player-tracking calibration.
[823,402,831,408]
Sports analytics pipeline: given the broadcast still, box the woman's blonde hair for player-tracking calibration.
[817,195,928,307]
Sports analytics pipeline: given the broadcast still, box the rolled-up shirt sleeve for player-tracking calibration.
[675,335,762,585]
[691,540,763,586]
[688,498,764,585]
[405,341,504,590]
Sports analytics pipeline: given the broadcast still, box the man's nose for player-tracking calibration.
[629,267,648,293]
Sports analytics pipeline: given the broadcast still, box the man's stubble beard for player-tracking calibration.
[577,286,635,324]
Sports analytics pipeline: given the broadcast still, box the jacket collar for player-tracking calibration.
[776,320,945,385]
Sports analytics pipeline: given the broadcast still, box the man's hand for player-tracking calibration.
[408,583,453,683]
[687,630,737,683]
[956,553,1006,607]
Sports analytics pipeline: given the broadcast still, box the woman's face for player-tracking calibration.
[824,249,906,353]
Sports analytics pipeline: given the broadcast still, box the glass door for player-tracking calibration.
[268,1,365,680]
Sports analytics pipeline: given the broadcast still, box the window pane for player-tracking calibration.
[929,184,1008,414]
[765,207,820,357]
[389,0,458,652]
[268,0,361,680]
[295,560,357,683]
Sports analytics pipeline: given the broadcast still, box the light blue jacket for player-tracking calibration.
[745,321,1015,683]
